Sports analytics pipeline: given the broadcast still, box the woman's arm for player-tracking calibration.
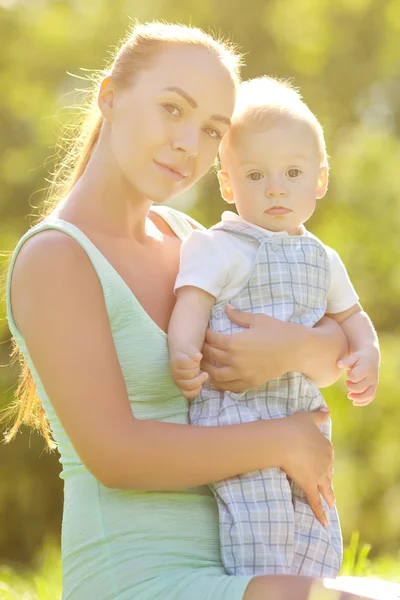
[245,575,369,600]
[10,231,333,525]
[297,315,348,387]
[200,305,348,392]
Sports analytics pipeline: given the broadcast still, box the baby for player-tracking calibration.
[168,77,380,577]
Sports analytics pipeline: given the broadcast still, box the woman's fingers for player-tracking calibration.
[204,328,232,352]
[200,361,236,382]
[280,412,334,527]
[201,341,230,366]
[305,488,328,527]
[319,478,336,509]
[224,304,254,328]
[199,360,247,391]
[307,407,331,427]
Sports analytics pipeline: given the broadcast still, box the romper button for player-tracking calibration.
[214,309,223,319]
[271,244,278,252]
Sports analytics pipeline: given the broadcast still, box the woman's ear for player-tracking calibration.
[316,165,329,200]
[98,76,115,122]
[217,170,235,204]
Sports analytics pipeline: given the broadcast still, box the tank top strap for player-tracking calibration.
[6,207,196,341]
[6,217,126,341]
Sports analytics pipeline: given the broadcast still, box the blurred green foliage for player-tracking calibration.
[0,0,399,576]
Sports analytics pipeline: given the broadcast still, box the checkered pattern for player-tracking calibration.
[190,220,343,576]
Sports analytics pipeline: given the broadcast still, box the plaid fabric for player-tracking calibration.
[190,220,343,576]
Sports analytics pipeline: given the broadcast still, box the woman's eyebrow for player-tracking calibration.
[164,86,198,108]
[163,86,231,126]
[211,114,231,126]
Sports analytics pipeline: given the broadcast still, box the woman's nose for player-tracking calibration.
[171,126,199,158]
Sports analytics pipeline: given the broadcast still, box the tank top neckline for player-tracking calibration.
[39,205,189,340]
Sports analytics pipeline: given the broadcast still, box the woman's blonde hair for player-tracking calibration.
[3,21,243,449]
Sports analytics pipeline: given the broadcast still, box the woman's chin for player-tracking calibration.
[147,188,176,205]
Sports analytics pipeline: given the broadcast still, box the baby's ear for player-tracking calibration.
[217,171,235,204]
[316,166,329,200]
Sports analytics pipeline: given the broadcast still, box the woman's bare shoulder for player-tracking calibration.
[10,228,100,332]
[12,228,93,287]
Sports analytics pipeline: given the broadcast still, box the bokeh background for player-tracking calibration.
[0,0,400,595]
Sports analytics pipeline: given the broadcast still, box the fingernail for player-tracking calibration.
[320,407,330,412]
[226,303,235,309]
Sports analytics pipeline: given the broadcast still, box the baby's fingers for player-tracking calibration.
[345,377,370,394]
[173,364,202,381]
[173,352,202,370]
[345,363,368,383]
[177,372,209,399]
[349,385,376,406]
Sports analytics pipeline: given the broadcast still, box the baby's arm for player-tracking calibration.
[168,228,232,398]
[327,304,380,406]
[324,244,380,405]
[168,286,216,398]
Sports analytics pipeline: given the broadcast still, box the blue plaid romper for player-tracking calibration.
[189,219,343,577]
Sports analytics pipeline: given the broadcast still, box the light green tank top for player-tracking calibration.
[6,205,253,599]
[6,205,194,477]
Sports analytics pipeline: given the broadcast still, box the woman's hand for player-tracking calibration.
[201,305,298,392]
[276,409,335,526]
[201,305,347,392]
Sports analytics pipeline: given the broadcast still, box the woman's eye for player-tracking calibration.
[162,103,182,117]
[204,127,222,140]
[287,168,301,178]
[247,172,263,181]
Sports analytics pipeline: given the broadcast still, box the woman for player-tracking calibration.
[5,21,362,599]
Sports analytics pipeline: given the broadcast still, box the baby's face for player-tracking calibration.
[223,117,326,233]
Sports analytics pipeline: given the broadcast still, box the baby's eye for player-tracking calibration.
[162,103,182,117]
[287,168,302,178]
[247,172,263,181]
[203,127,222,140]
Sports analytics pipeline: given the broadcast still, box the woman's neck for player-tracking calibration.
[58,142,153,242]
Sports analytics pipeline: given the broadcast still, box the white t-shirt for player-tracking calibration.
[175,211,359,314]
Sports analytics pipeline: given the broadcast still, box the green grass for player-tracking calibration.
[341,532,400,581]
[0,544,61,600]
[0,534,398,599]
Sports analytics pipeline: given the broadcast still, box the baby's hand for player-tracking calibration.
[337,347,380,406]
[170,349,209,399]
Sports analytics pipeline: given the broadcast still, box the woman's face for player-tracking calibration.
[103,45,237,203]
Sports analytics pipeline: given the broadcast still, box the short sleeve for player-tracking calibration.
[174,229,231,299]
[326,246,359,314]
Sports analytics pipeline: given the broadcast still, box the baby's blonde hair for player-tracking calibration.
[220,76,328,168]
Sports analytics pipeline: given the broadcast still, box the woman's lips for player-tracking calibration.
[154,160,187,182]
